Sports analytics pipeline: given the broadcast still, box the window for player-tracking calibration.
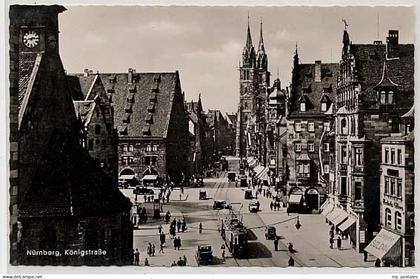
[355,148,362,166]
[152,145,158,152]
[324,164,330,173]
[397,149,402,165]
[128,145,134,152]
[300,102,306,112]
[391,148,396,164]
[308,122,315,132]
[244,102,248,109]
[308,143,315,152]
[324,122,330,132]
[95,124,101,135]
[395,212,402,231]
[146,145,152,152]
[144,156,151,165]
[341,177,347,195]
[409,215,415,232]
[295,143,302,152]
[355,181,362,200]
[380,91,386,104]
[385,148,389,163]
[397,179,402,198]
[385,177,390,194]
[324,143,330,152]
[341,145,347,163]
[390,178,395,196]
[321,102,327,112]
[385,208,392,227]
[295,123,301,132]
[340,118,347,135]
[388,91,394,104]
[122,145,128,152]
[151,156,157,165]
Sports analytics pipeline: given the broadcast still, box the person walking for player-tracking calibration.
[152,244,156,256]
[183,255,187,266]
[134,249,140,265]
[288,256,295,266]
[199,222,203,234]
[337,236,342,250]
[221,244,226,260]
[158,224,163,235]
[270,201,273,211]
[159,242,164,254]
[160,232,166,246]
[177,236,182,250]
[329,236,334,249]
[144,258,149,266]
[274,237,279,251]
[363,250,368,262]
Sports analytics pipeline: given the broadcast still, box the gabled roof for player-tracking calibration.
[97,72,179,138]
[374,62,399,89]
[289,62,339,117]
[402,106,414,118]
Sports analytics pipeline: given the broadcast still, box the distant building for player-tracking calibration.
[206,110,234,158]
[68,73,118,185]
[10,5,132,265]
[92,69,190,184]
[325,29,414,253]
[365,106,414,266]
[287,48,339,211]
[236,19,270,160]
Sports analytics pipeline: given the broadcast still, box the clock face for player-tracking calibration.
[23,31,40,48]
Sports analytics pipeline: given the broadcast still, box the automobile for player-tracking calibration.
[213,200,231,210]
[193,177,204,187]
[240,176,248,187]
[244,190,253,199]
[265,226,277,240]
[196,245,213,265]
[248,202,259,213]
[133,187,154,195]
[118,179,129,189]
[199,190,207,200]
[227,172,236,182]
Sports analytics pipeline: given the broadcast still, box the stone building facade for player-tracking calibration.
[91,70,190,184]
[329,29,414,253]
[236,20,270,160]
[287,48,338,212]
[10,5,133,265]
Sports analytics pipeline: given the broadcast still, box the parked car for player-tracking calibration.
[228,172,236,182]
[240,176,248,187]
[133,187,154,195]
[196,245,213,265]
[199,190,207,200]
[244,190,253,199]
[265,226,277,240]
[248,202,259,213]
[213,200,231,210]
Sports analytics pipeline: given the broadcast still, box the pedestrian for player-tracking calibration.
[177,257,183,266]
[134,248,140,265]
[162,196,166,204]
[143,195,147,203]
[199,222,203,234]
[144,258,149,266]
[329,236,334,249]
[160,232,166,245]
[375,258,381,267]
[270,201,273,211]
[173,237,177,250]
[165,211,171,224]
[288,256,295,267]
[182,219,187,232]
[159,242,164,254]
[363,250,368,262]
[183,255,187,266]
[158,224,163,234]
[177,219,181,232]
[152,244,156,256]
[274,237,279,251]
[337,236,342,250]
[221,244,226,260]
[177,236,182,250]
[171,261,177,267]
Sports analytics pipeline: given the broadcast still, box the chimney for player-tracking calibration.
[83,68,89,77]
[128,68,133,84]
[386,30,399,58]
[315,60,322,82]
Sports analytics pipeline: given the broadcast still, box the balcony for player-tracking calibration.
[352,165,365,175]
[352,199,365,213]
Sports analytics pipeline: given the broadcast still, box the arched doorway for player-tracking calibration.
[305,188,320,211]
[120,168,135,176]
[119,168,137,186]
[142,166,159,176]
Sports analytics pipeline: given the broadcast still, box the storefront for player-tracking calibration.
[364,228,402,266]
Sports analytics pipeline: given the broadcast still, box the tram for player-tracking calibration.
[219,215,248,258]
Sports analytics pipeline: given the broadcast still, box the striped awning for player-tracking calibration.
[331,210,348,226]
[288,194,303,204]
[321,202,334,216]
[119,174,135,180]
[338,216,356,232]
[365,229,401,261]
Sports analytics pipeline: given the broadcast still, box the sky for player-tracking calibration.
[59,6,415,113]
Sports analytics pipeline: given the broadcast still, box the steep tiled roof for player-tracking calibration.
[73,100,96,126]
[290,62,339,117]
[350,43,414,109]
[97,72,178,138]
[18,52,40,107]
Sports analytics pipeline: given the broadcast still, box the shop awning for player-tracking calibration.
[320,200,329,210]
[254,165,264,176]
[288,194,303,204]
[364,229,401,261]
[338,216,356,232]
[331,210,348,226]
[326,207,341,222]
[142,175,158,181]
[321,202,334,216]
[119,174,135,180]
[256,167,269,180]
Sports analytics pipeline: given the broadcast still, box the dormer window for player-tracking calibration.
[300,102,306,112]
[388,91,394,104]
[321,102,327,112]
[380,91,386,104]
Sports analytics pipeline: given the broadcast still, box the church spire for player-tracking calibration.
[258,18,265,52]
[245,13,253,50]
[242,12,256,68]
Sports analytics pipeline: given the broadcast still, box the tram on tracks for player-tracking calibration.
[218,211,248,258]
